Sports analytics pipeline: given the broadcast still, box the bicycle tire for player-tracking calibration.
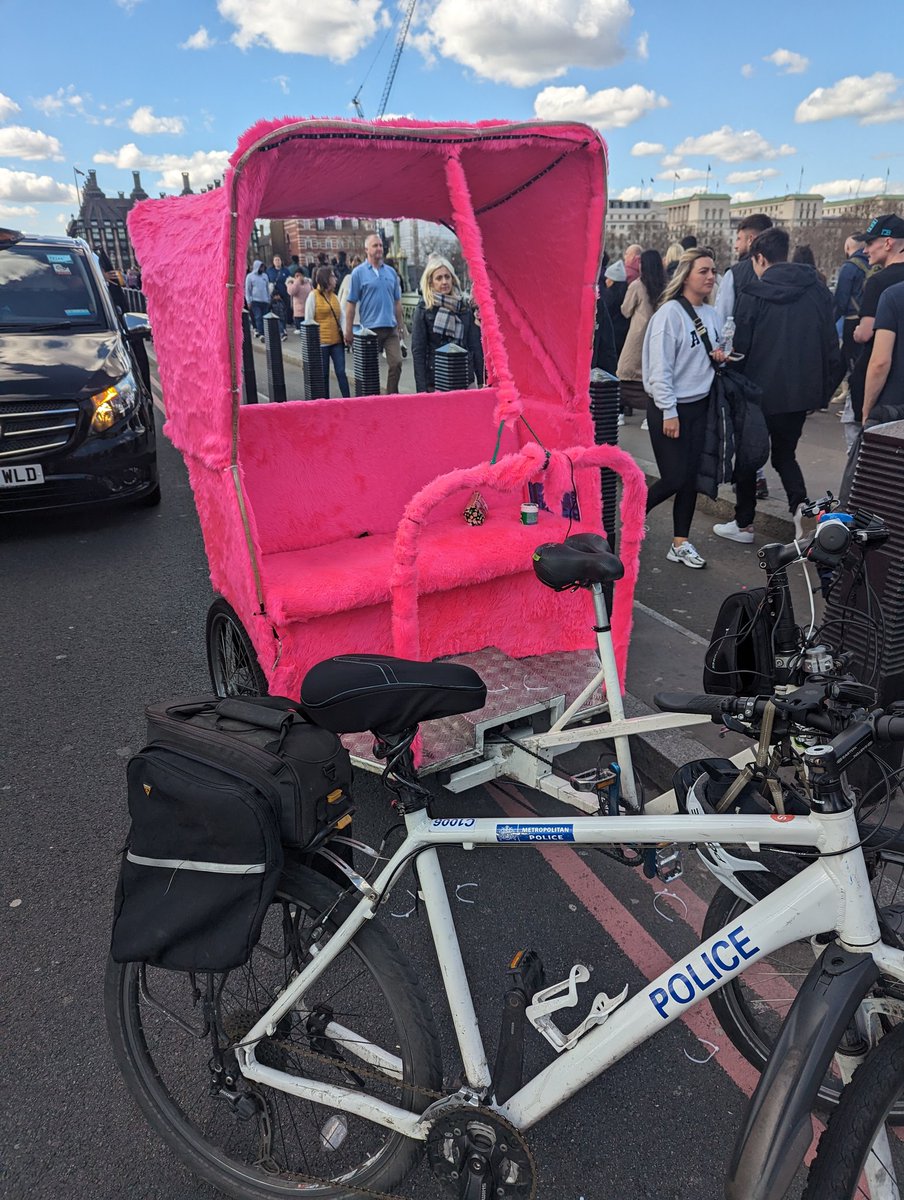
[206,597,268,698]
[106,861,443,1199]
[802,1019,904,1199]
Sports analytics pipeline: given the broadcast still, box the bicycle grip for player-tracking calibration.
[875,715,904,742]
[653,692,726,716]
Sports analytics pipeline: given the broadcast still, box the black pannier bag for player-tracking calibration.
[703,587,775,697]
[111,749,283,971]
[111,696,355,971]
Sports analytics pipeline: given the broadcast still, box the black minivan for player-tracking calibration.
[0,228,158,514]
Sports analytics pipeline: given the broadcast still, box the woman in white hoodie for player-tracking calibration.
[641,249,725,569]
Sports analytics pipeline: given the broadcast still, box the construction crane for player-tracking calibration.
[351,0,418,120]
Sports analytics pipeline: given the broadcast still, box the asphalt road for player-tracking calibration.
[0,405,816,1199]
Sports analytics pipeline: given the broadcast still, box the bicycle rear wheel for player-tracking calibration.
[803,1020,904,1199]
[106,862,443,1199]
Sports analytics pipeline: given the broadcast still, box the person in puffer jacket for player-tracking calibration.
[713,226,842,544]
[244,259,271,340]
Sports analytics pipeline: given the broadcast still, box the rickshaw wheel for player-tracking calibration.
[206,598,268,698]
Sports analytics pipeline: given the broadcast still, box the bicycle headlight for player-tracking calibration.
[90,372,139,433]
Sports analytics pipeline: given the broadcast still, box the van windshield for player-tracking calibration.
[0,243,107,330]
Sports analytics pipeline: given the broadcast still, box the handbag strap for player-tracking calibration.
[674,295,715,356]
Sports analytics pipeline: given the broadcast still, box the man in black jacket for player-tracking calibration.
[713,226,842,542]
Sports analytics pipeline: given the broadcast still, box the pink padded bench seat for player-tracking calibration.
[258,508,575,625]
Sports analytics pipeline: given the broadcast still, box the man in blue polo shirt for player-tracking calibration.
[344,233,405,393]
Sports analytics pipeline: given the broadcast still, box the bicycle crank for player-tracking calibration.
[426,1107,536,1199]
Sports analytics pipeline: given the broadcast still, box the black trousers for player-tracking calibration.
[735,410,808,527]
[645,396,708,539]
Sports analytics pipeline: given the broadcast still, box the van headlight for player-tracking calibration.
[90,372,139,433]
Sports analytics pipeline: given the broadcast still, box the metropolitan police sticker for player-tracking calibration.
[495,822,574,842]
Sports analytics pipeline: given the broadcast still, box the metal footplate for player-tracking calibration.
[525,964,628,1052]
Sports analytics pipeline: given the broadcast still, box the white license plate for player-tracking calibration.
[0,463,45,487]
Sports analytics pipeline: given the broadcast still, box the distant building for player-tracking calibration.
[282,217,377,265]
[66,169,150,271]
[659,193,732,244]
[730,193,824,227]
[604,198,667,257]
[821,193,904,220]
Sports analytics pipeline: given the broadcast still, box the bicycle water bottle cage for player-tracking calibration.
[525,964,628,1052]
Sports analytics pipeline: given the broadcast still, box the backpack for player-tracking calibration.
[703,587,775,696]
[847,256,881,316]
[110,696,354,972]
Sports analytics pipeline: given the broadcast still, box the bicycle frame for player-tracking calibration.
[234,805,904,1140]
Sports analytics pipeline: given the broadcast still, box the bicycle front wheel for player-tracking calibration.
[803,1020,904,1199]
[704,882,847,1110]
[106,862,443,1199]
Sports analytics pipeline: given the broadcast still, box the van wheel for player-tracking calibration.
[135,482,161,507]
[206,597,268,697]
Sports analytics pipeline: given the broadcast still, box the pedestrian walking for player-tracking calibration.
[344,234,405,394]
[713,227,842,544]
[602,258,629,359]
[305,266,350,398]
[617,248,666,419]
[848,215,904,426]
[833,234,873,450]
[286,266,312,333]
[642,248,726,569]
[266,255,291,336]
[244,259,270,340]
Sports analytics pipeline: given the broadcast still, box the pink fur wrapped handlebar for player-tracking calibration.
[390,441,647,688]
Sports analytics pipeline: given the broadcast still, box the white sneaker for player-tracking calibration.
[640,418,649,431]
[617,412,625,427]
[713,520,754,543]
[667,541,706,568]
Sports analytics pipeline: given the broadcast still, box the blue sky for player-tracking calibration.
[2,0,903,235]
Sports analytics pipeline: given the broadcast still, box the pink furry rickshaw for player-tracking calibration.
[129,117,647,799]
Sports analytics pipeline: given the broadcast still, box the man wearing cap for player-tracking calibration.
[849,214,904,425]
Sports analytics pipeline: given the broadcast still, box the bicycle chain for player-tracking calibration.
[227,1028,538,1200]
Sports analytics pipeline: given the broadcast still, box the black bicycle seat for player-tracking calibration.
[300,654,487,735]
[532,533,624,591]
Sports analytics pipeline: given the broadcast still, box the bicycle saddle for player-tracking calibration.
[300,654,487,735]
[532,533,624,590]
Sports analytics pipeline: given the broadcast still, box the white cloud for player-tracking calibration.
[656,167,707,182]
[630,140,665,156]
[741,63,754,79]
[273,75,290,95]
[731,191,757,203]
[181,25,215,50]
[636,31,649,60]
[218,0,383,63]
[0,202,38,218]
[128,106,185,135]
[660,152,683,169]
[0,126,63,161]
[423,0,633,87]
[92,143,230,191]
[0,92,20,122]
[725,167,780,184]
[115,0,144,10]
[764,48,809,75]
[810,176,888,198]
[0,167,75,203]
[673,125,796,163]
[614,186,645,201]
[534,84,669,129]
[795,72,904,125]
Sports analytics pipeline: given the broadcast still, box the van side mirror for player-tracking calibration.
[124,312,152,340]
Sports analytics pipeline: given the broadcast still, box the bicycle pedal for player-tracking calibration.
[525,965,628,1052]
[564,765,618,794]
[654,843,683,883]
